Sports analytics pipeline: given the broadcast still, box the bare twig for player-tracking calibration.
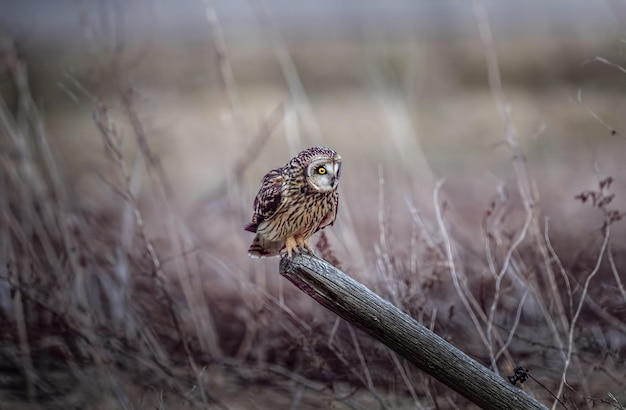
[553,224,611,408]
[607,241,626,305]
[251,0,324,147]
[471,2,587,400]
[486,204,533,371]
[187,102,285,220]
[433,179,490,350]
[201,0,242,118]
[326,337,392,410]
[494,289,529,363]
[388,351,424,409]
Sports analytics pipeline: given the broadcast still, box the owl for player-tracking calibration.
[245,146,342,258]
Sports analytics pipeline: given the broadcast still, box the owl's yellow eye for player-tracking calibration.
[317,167,327,175]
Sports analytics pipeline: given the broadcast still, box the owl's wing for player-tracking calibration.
[244,168,284,233]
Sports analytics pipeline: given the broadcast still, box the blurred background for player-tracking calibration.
[1,0,626,408]
[3,0,625,209]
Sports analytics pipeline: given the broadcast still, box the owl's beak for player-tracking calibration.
[332,162,341,188]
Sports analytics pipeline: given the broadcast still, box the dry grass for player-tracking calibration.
[2,5,626,409]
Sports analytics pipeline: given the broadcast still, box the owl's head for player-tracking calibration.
[302,147,342,192]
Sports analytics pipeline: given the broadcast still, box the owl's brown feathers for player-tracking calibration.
[244,168,284,233]
[245,146,342,258]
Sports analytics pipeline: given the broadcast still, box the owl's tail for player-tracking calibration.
[248,234,283,258]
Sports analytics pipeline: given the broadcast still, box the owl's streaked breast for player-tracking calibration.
[258,180,336,242]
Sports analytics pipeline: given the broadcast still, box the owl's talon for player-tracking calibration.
[280,249,294,259]
[283,236,298,259]
[303,242,314,254]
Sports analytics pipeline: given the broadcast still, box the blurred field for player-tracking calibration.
[2,1,626,409]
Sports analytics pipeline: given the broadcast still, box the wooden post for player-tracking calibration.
[279,253,548,410]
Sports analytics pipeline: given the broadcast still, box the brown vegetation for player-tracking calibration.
[1,4,626,409]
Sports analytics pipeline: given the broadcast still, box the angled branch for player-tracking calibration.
[279,254,548,410]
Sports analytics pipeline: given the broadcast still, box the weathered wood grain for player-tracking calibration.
[279,253,547,410]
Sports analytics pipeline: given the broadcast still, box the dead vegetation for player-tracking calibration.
[2,3,626,409]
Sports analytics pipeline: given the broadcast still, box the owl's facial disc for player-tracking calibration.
[307,159,341,192]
